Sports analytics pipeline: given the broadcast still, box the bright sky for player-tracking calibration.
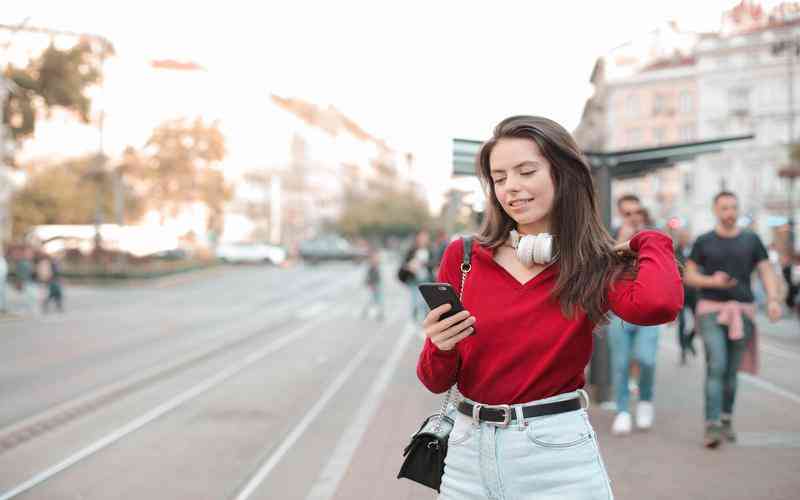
[2,0,787,210]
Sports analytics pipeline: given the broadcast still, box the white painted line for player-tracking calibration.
[660,337,800,406]
[739,373,800,405]
[296,301,330,319]
[233,319,389,500]
[0,296,336,445]
[0,315,330,500]
[305,322,415,500]
[759,343,800,363]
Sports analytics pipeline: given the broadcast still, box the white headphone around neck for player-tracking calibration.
[509,230,553,266]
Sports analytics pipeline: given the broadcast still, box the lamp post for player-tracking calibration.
[771,37,800,262]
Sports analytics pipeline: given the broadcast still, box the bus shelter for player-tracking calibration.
[452,134,754,402]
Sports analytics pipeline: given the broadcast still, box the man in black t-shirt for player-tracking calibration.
[685,191,782,449]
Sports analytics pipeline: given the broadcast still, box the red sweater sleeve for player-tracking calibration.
[607,230,684,325]
[416,239,462,394]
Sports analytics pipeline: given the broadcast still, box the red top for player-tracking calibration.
[416,230,683,405]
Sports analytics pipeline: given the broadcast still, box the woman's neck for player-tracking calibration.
[517,221,550,235]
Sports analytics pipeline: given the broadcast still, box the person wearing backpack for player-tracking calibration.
[398,230,434,323]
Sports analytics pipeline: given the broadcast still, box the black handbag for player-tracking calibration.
[397,236,473,492]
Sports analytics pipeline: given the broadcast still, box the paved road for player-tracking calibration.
[0,261,798,499]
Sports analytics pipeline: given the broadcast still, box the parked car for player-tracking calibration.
[216,242,287,265]
[298,235,367,264]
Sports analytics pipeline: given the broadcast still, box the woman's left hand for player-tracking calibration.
[613,240,632,254]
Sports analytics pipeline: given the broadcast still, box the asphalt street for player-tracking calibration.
[0,259,798,499]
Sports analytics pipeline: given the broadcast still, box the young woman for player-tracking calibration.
[417,116,682,499]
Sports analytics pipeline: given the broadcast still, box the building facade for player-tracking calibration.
[576,1,800,249]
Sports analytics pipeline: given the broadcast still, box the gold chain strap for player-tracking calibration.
[432,259,471,431]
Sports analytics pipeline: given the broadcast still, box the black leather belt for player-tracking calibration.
[457,398,581,427]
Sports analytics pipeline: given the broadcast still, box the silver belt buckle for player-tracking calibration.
[482,404,512,428]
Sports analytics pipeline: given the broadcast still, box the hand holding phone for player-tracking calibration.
[418,282,476,351]
[418,282,465,320]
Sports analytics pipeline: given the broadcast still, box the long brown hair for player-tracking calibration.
[476,115,633,324]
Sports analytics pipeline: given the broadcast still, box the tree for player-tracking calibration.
[10,155,144,239]
[137,118,232,232]
[335,184,432,239]
[2,39,112,162]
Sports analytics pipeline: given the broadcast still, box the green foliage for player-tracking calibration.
[137,118,231,231]
[335,184,432,239]
[2,39,110,151]
[10,155,144,239]
[790,142,800,165]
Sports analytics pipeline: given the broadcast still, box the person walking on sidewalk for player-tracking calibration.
[685,191,782,448]
[361,248,384,321]
[399,230,434,323]
[608,194,662,436]
[0,251,7,314]
[38,253,64,313]
[417,116,682,499]
[675,229,698,365]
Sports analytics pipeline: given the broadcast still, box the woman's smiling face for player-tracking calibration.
[488,137,555,234]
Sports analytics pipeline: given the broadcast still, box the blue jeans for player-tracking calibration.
[698,312,753,423]
[440,391,613,499]
[607,315,660,413]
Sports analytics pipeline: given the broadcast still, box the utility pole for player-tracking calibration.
[269,175,281,245]
[0,78,9,247]
[0,19,29,247]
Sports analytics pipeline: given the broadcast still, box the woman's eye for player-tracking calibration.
[492,177,505,184]
[521,170,536,176]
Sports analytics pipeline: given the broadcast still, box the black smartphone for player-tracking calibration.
[418,282,466,321]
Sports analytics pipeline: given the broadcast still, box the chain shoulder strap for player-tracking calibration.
[433,236,473,429]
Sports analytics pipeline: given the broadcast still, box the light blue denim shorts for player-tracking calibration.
[439,390,614,500]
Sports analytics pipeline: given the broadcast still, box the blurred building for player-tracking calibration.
[576,1,800,248]
[222,94,418,248]
[1,27,419,250]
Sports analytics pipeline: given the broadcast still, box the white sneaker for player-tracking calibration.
[636,401,654,430]
[612,412,632,435]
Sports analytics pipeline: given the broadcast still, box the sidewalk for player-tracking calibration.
[754,310,799,342]
[334,323,800,500]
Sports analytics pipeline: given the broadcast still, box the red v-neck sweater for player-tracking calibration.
[417,230,683,405]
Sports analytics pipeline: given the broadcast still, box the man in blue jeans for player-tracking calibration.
[609,194,660,435]
[685,191,782,448]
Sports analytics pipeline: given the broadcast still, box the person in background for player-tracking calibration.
[16,247,37,315]
[0,250,7,314]
[685,191,782,448]
[361,248,384,321]
[675,229,698,365]
[39,253,64,314]
[430,229,450,279]
[608,194,663,436]
[782,251,798,313]
[400,230,433,323]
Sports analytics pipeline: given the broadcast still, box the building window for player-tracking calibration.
[679,124,696,142]
[653,127,666,145]
[627,128,642,148]
[626,94,640,118]
[679,90,692,114]
[653,93,666,116]
[728,87,751,116]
